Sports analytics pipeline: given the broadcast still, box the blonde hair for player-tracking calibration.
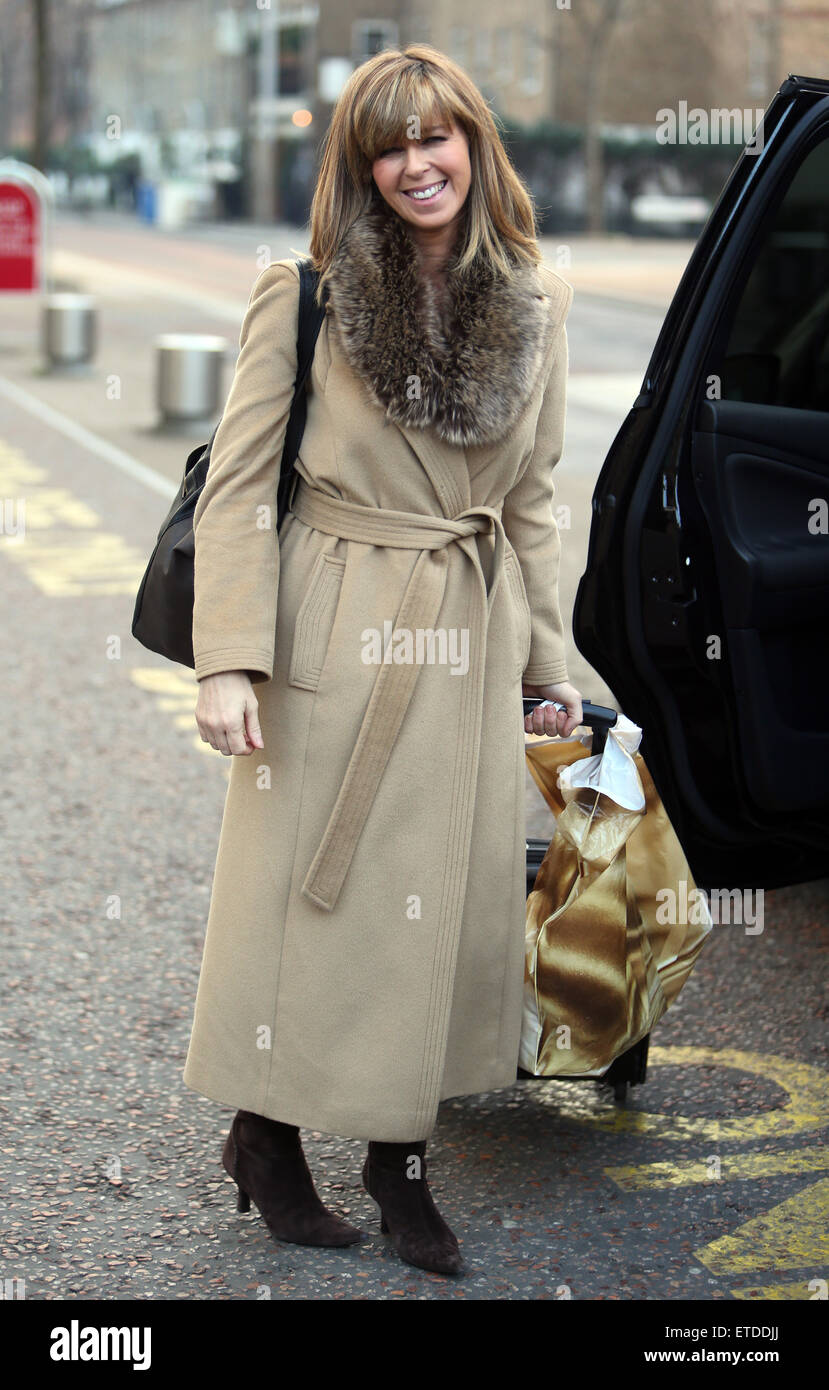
[306,43,542,308]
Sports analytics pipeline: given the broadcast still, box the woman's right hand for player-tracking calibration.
[195,671,264,755]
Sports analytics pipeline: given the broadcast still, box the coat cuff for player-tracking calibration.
[522,660,570,687]
[194,648,274,683]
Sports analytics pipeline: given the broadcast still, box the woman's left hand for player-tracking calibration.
[522,680,583,738]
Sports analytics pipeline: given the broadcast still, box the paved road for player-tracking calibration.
[0,212,826,1302]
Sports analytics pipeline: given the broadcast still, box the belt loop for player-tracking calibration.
[287,468,300,514]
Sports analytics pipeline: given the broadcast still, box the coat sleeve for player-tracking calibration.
[192,260,300,683]
[501,317,571,687]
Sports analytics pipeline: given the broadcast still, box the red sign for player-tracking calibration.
[0,178,41,290]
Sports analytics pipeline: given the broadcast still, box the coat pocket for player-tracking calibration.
[287,551,346,691]
[503,549,532,681]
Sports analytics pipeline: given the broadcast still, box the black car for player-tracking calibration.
[572,72,829,895]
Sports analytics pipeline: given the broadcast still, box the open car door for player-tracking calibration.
[574,74,829,893]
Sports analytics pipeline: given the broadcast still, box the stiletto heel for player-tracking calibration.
[222,1110,364,1248]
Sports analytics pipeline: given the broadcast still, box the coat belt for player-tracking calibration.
[290,475,508,912]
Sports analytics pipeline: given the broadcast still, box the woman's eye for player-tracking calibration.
[379,135,446,157]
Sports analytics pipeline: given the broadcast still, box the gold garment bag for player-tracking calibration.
[520,720,713,1077]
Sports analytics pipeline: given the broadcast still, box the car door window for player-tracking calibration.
[716,135,829,411]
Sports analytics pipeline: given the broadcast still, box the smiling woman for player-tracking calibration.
[184,40,581,1279]
[371,118,472,287]
[309,44,550,290]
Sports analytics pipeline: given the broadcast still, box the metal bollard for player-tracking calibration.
[155,333,228,430]
[41,293,97,370]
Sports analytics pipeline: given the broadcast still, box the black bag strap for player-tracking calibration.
[297,255,326,391]
[180,258,326,519]
[279,257,326,479]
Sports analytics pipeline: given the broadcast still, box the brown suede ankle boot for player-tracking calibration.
[222,1109,364,1248]
[362,1139,464,1275]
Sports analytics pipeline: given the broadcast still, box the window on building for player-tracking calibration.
[352,20,399,65]
[279,25,309,97]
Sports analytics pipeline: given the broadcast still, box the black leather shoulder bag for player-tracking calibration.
[131,256,326,670]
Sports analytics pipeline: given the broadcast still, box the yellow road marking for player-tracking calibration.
[0,438,148,594]
[694,1178,829,1274]
[130,668,197,700]
[4,533,148,595]
[0,444,231,764]
[0,441,48,486]
[568,1046,829,1294]
[545,1047,829,1143]
[731,1278,827,1300]
[606,1147,829,1189]
[9,486,101,529]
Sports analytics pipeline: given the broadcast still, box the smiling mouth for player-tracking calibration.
[401,179,448,203]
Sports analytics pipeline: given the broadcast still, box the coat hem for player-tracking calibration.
[182,1070,437,1142]
[438,1061,522,1104]
[181,1062,522,1143]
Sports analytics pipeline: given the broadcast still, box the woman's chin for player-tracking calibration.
[395,192,462,230]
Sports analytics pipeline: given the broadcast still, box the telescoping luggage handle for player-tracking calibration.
[522,697,618,756]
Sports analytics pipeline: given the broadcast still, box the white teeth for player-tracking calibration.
[406,180,447,200]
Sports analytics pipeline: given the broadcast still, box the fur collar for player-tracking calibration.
[325,196,561,448]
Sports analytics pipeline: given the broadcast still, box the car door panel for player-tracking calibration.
[692,401,829,814]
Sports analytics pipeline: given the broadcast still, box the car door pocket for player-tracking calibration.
[504,549,532,678]
[288,552,346,691]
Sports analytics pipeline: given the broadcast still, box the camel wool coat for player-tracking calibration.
[182,198,574,1141]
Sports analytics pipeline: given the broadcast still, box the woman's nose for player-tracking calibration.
[402,143,429,178]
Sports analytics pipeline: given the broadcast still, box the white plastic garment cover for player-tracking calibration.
[556,712,646,813]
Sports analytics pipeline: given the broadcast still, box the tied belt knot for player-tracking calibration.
[290,476,508,912]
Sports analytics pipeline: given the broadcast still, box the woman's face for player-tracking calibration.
[371,115,471,233]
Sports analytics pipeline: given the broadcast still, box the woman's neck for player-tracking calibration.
[408,208,463,281]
